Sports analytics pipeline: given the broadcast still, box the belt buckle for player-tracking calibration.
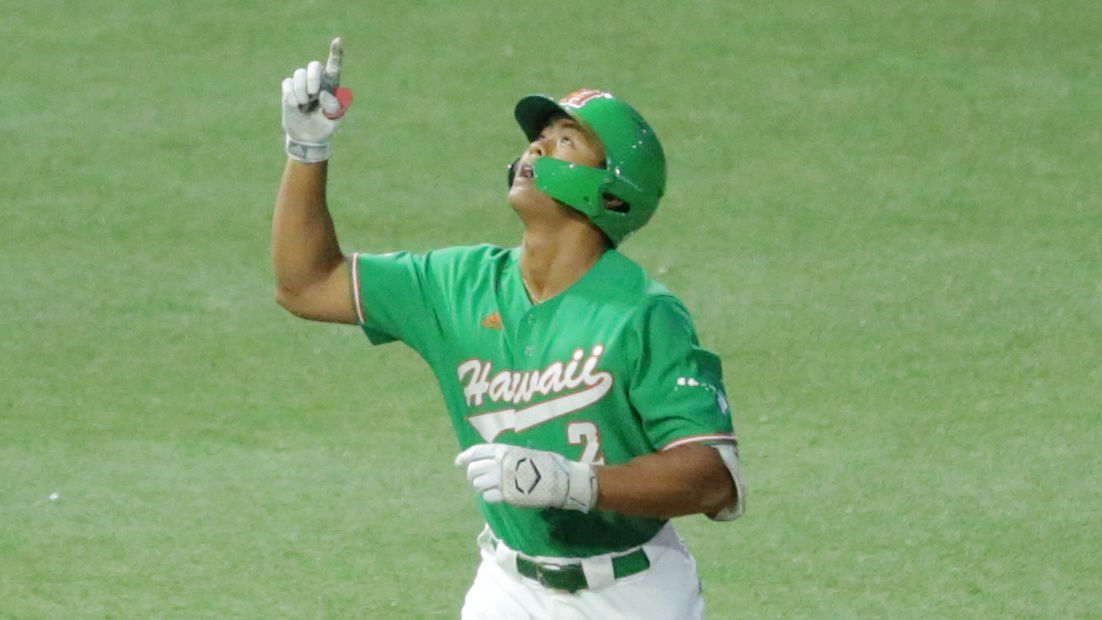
[536,561,564,587]
[535,561,581,593]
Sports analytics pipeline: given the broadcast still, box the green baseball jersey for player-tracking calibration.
[352,244,736,557]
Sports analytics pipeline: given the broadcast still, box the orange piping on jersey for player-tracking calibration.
[660,434,738,451]
[351,252,366,325]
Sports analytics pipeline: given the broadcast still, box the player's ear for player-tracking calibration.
[602,193,629,213]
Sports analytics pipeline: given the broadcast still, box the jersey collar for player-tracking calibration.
[509,247,623,307]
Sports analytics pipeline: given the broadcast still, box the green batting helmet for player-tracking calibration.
[514,89,666,245]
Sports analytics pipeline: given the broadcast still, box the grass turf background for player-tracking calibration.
[2,0,1099,617]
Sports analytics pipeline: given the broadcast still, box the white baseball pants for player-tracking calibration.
[460,523,706,620]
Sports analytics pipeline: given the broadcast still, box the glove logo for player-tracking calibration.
[513,457,542,495]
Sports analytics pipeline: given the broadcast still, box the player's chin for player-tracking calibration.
[507,183,553,210]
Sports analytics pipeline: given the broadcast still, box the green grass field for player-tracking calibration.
[2,1,1099,617]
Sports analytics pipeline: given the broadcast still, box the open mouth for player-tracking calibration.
[517,163,534,179]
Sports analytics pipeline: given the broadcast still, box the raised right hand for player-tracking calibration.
[280,37,354,164]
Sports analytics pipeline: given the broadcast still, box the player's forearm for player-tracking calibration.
[272,159,345,301]
[595,444,735,519]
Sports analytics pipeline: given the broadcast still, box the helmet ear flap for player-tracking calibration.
[506,158,520,187]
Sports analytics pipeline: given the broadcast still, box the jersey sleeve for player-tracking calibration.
[350,249,453,360]
[628,295,745,520]
[627,295,737,452]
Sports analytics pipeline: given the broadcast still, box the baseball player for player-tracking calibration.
[273,39,746,619]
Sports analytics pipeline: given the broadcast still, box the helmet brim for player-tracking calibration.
[514,95,572,142]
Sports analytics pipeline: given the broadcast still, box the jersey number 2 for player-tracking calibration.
[567,422,605,465]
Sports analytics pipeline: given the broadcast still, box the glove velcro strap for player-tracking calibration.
[285,137,332,164]
[564,461,598,513]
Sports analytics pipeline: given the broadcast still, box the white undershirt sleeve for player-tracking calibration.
[708,443,746,521]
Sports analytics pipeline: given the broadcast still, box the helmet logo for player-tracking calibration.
[560,89,612,109]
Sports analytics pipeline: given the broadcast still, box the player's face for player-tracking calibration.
[508,115,606,208]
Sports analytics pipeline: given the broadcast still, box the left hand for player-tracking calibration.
[455,444,599,513]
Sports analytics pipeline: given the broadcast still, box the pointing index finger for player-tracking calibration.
[322,36,343,90]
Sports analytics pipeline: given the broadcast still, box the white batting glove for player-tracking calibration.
[280,37,354,164]
[455,444,599,513]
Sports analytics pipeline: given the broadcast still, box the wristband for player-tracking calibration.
[285,136,331,164]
